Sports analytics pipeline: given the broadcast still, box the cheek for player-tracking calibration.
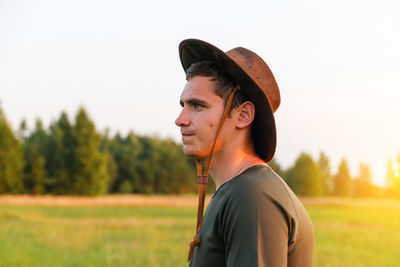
[207,117,218,128]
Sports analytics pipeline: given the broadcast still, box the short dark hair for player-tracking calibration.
[185,61,246,111]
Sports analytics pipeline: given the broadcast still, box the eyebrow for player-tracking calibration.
[180,98,210,107]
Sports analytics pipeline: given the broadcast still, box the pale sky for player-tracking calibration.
[1,0,399,186]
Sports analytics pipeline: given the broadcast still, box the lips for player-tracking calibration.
[181,129,195,136]
[181,131,194,143]
[181,129,194,135]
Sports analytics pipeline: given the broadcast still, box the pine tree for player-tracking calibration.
[18,119,29,140]
[0,107,24,193]
[285,152,324,196]
[46,112,75,194]
[318,152,332,195]
[333,159,351,196]
[70,107,110,195]
[23,119,48,194]
[99,129,118,193]
[135,136,156,194]
[353,163,374,197]
[109,132,142,193]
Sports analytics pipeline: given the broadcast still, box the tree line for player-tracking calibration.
[270,153,399,198]
[0,105,197,195]
[0,105,399,197]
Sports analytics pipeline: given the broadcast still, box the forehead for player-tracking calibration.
[180,76,222,102]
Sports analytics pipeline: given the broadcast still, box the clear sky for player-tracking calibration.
[1,0,399,186]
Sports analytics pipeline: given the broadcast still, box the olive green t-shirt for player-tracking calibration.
[189,165,314,267]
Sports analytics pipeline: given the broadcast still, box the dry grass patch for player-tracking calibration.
[0,194,212,207]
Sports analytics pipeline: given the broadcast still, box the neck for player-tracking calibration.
[205,146,264,190]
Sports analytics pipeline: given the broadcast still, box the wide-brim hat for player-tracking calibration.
[179,39,280,162]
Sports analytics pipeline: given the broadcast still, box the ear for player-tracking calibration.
[235,101,255,129]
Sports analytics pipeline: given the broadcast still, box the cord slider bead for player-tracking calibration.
[197,175,208,184]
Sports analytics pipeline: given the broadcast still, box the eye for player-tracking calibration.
[193,103,204,110]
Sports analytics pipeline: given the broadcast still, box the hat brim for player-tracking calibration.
[179,39,277,162]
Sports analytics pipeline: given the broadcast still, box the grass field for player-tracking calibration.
[0,196,399,267]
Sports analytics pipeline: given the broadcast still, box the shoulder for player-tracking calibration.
[220,164,312,234]
[214,165,314,263]
[223,165,297,209]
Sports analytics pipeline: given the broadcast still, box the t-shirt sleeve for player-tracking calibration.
[221,187,290,267]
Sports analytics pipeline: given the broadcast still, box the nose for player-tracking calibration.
[175,108,190,127]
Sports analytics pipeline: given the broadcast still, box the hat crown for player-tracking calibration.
[226,47,280,113]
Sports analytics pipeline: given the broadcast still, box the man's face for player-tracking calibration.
[175,76,225,158]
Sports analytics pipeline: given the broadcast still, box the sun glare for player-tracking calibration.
[393,162,400,178]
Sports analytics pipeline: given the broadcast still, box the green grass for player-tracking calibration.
[0,198,399,266]
[0,205,195,267]
[309,200,400,267]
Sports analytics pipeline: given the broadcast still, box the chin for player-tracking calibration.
[183,146,201,158]
[183,147,197,157]
[183,147,209,161]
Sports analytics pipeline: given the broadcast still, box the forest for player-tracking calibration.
[1,105,399,197]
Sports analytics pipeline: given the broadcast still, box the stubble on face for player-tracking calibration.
[176,76,225,159]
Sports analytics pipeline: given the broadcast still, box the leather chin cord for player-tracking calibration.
[188,85,241,262]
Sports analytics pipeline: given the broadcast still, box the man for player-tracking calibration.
[175,39,314,267]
